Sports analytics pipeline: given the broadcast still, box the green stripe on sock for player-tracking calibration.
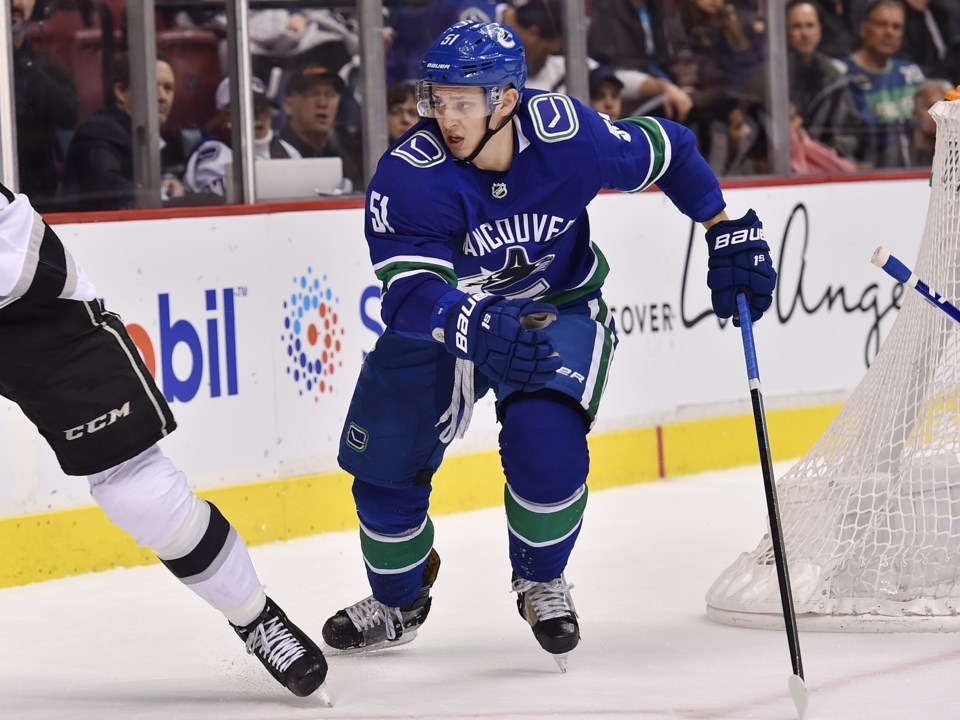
[360,517,435,573]
[504,485,588,546]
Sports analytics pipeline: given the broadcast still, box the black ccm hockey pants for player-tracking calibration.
[0,295,176,476]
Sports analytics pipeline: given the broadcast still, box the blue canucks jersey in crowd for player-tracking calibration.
[365,89,726,339]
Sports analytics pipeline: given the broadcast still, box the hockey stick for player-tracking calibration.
[735,293,809,720]
[871,246,960,324]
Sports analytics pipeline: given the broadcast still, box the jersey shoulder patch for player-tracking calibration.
[528,93,580,143]
[391,130,447,168]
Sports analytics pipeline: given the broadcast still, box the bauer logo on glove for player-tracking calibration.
[709,225,766,251]
[704,209,777,327]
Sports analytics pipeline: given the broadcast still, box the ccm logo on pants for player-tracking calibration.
[64,402,132,441]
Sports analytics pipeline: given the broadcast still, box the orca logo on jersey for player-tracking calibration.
[711,227,765,251]
[461,246,556,299]
[64,402,132,441]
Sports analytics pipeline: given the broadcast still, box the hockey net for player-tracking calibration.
[706,98,960,632]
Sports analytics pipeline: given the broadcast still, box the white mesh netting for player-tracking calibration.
[706,100,960,632]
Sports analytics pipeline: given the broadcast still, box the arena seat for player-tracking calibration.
[70,28,108,120]
[157,28,220,130]
[24,9,84,71]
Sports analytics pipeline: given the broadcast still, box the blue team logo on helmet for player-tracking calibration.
[417,21,527,118]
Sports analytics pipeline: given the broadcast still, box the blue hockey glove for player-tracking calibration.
[440,293,562,391]
[704,209,776,326]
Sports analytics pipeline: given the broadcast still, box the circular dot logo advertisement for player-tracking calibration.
[282,268,345,400]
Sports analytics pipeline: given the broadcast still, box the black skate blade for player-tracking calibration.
[321,628,419,656]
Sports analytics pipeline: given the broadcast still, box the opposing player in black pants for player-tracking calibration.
[0,184,328,700]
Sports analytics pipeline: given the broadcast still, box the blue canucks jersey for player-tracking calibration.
[365,89,725,338]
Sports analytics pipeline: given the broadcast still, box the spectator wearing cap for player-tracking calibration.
[387,82,420,143]
[281,64,361,190]
[183,76,301,199]
[786,0,861,160]
[841,0,925,167]
[503,0,693,121]
[589,66,625,120]
[62,54,184,211]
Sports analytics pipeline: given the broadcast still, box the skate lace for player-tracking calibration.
[512,577,576,622]
[245,616,305,672]
[344,596,404,641]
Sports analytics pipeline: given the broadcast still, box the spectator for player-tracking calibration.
[587,0,686,78]
[281,64,360,191]
[503,0,693,121]
[183,76,301,199]
[247,9,357,82]
[910,79,953,166]
[789,101,858,173]
[677,0,765,102]
[804,0,858,58]
[62,55,185,211]
[11,0,79,211]
[852,0,960,78]
[589,65,626,120]
[697,95,769,176]
[842,0,925,167]
[786,0,861,159]
[386,82,419,142]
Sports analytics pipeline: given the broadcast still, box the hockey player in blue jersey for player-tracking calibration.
[322,21,776,668]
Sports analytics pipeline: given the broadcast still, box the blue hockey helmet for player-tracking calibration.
[417,21,527,119]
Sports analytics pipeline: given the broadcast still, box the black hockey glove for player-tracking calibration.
[440,293,562,391]
[705,209,776,326]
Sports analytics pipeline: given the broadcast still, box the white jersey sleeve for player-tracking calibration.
[0,189,97,305]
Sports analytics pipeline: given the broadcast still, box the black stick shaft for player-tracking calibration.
[736,293,804,681]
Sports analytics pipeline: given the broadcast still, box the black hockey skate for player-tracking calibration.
[231,597,329,700]
[513,573,580,672]
[322,548,440,654]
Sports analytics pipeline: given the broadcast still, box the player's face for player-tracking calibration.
[786,4,821,58]
[431,86,491,159]
[861,5,904,57]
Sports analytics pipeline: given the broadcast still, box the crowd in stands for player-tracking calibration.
[11,0,960,213]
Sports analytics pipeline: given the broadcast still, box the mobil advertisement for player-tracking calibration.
[0,177,929,516]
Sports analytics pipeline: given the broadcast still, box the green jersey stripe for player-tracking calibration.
[621,117,671,191]
[375,260,458,288]
[543,243,610,307]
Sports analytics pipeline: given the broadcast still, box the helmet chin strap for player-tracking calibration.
[457,102,519,165]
